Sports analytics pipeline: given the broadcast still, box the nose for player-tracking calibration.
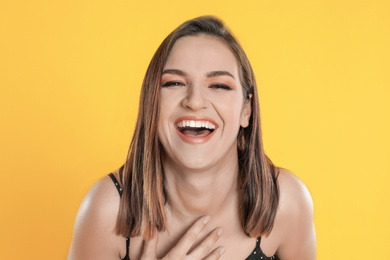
[181,84,207,111]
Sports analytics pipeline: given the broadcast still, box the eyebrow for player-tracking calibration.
[162,69,187,76]
[206,70,235,79]
[162,69,235,79]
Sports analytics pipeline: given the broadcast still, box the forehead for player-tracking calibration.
[164,35,239,76]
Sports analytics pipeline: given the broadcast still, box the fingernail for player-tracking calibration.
[220,247,226,255]
[203,215,211,224]
[217,228,224,236]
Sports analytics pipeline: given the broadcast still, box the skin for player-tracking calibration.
[68,35,316,260]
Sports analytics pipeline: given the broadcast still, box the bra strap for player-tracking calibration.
[108,173,129,259]
[125,237,130,259]
[108,173,123,196]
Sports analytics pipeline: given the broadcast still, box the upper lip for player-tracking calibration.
[174,116,219,130]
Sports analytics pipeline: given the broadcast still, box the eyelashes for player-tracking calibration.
[161,81,232,90]
[161,81,184,87]
[209,83,232,90]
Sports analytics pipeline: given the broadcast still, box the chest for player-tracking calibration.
[128,231,270,260]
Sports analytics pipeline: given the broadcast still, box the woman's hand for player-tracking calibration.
[140,216,225,260]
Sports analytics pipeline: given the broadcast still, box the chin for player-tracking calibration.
[174,154,219,172]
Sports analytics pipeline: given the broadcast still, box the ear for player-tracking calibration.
[240,94,252,128]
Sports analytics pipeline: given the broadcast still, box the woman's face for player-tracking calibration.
[157,35,251,171]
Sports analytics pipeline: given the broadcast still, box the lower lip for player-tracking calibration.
[175,127,217,144]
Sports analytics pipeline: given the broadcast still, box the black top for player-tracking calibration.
[108,173,276,260]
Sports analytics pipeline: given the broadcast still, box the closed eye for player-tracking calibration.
[162,81,185,87]
[209,84,232,90]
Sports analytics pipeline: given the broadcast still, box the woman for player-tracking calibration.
[68,16,316,260]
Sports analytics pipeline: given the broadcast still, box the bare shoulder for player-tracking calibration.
[277,168,314,217]
[271,168,316,260]
[67,173,125,260]
[73,175,121,228]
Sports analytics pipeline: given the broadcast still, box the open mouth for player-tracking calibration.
[175,120,217,137]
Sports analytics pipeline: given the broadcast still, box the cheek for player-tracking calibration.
[157,120,171,154]
[157,109,170,137]
[159,89,182,112]
[216,96,244,123]
[158,92,174,119]
[157,95,176,143]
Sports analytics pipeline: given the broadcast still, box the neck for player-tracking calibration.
[162,152,241,222]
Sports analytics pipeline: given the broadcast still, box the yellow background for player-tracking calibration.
[1,0,389,259]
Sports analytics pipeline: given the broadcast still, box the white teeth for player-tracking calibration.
[176,120,216,130]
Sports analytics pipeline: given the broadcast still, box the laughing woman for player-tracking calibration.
[68,16,316,260]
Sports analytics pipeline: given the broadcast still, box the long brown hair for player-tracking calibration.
[116,15,279,239]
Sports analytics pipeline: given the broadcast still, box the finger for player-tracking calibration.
[166,215,211,258]
[203,246,226,260]
[189,227,224,259]
[140,234,158,260]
